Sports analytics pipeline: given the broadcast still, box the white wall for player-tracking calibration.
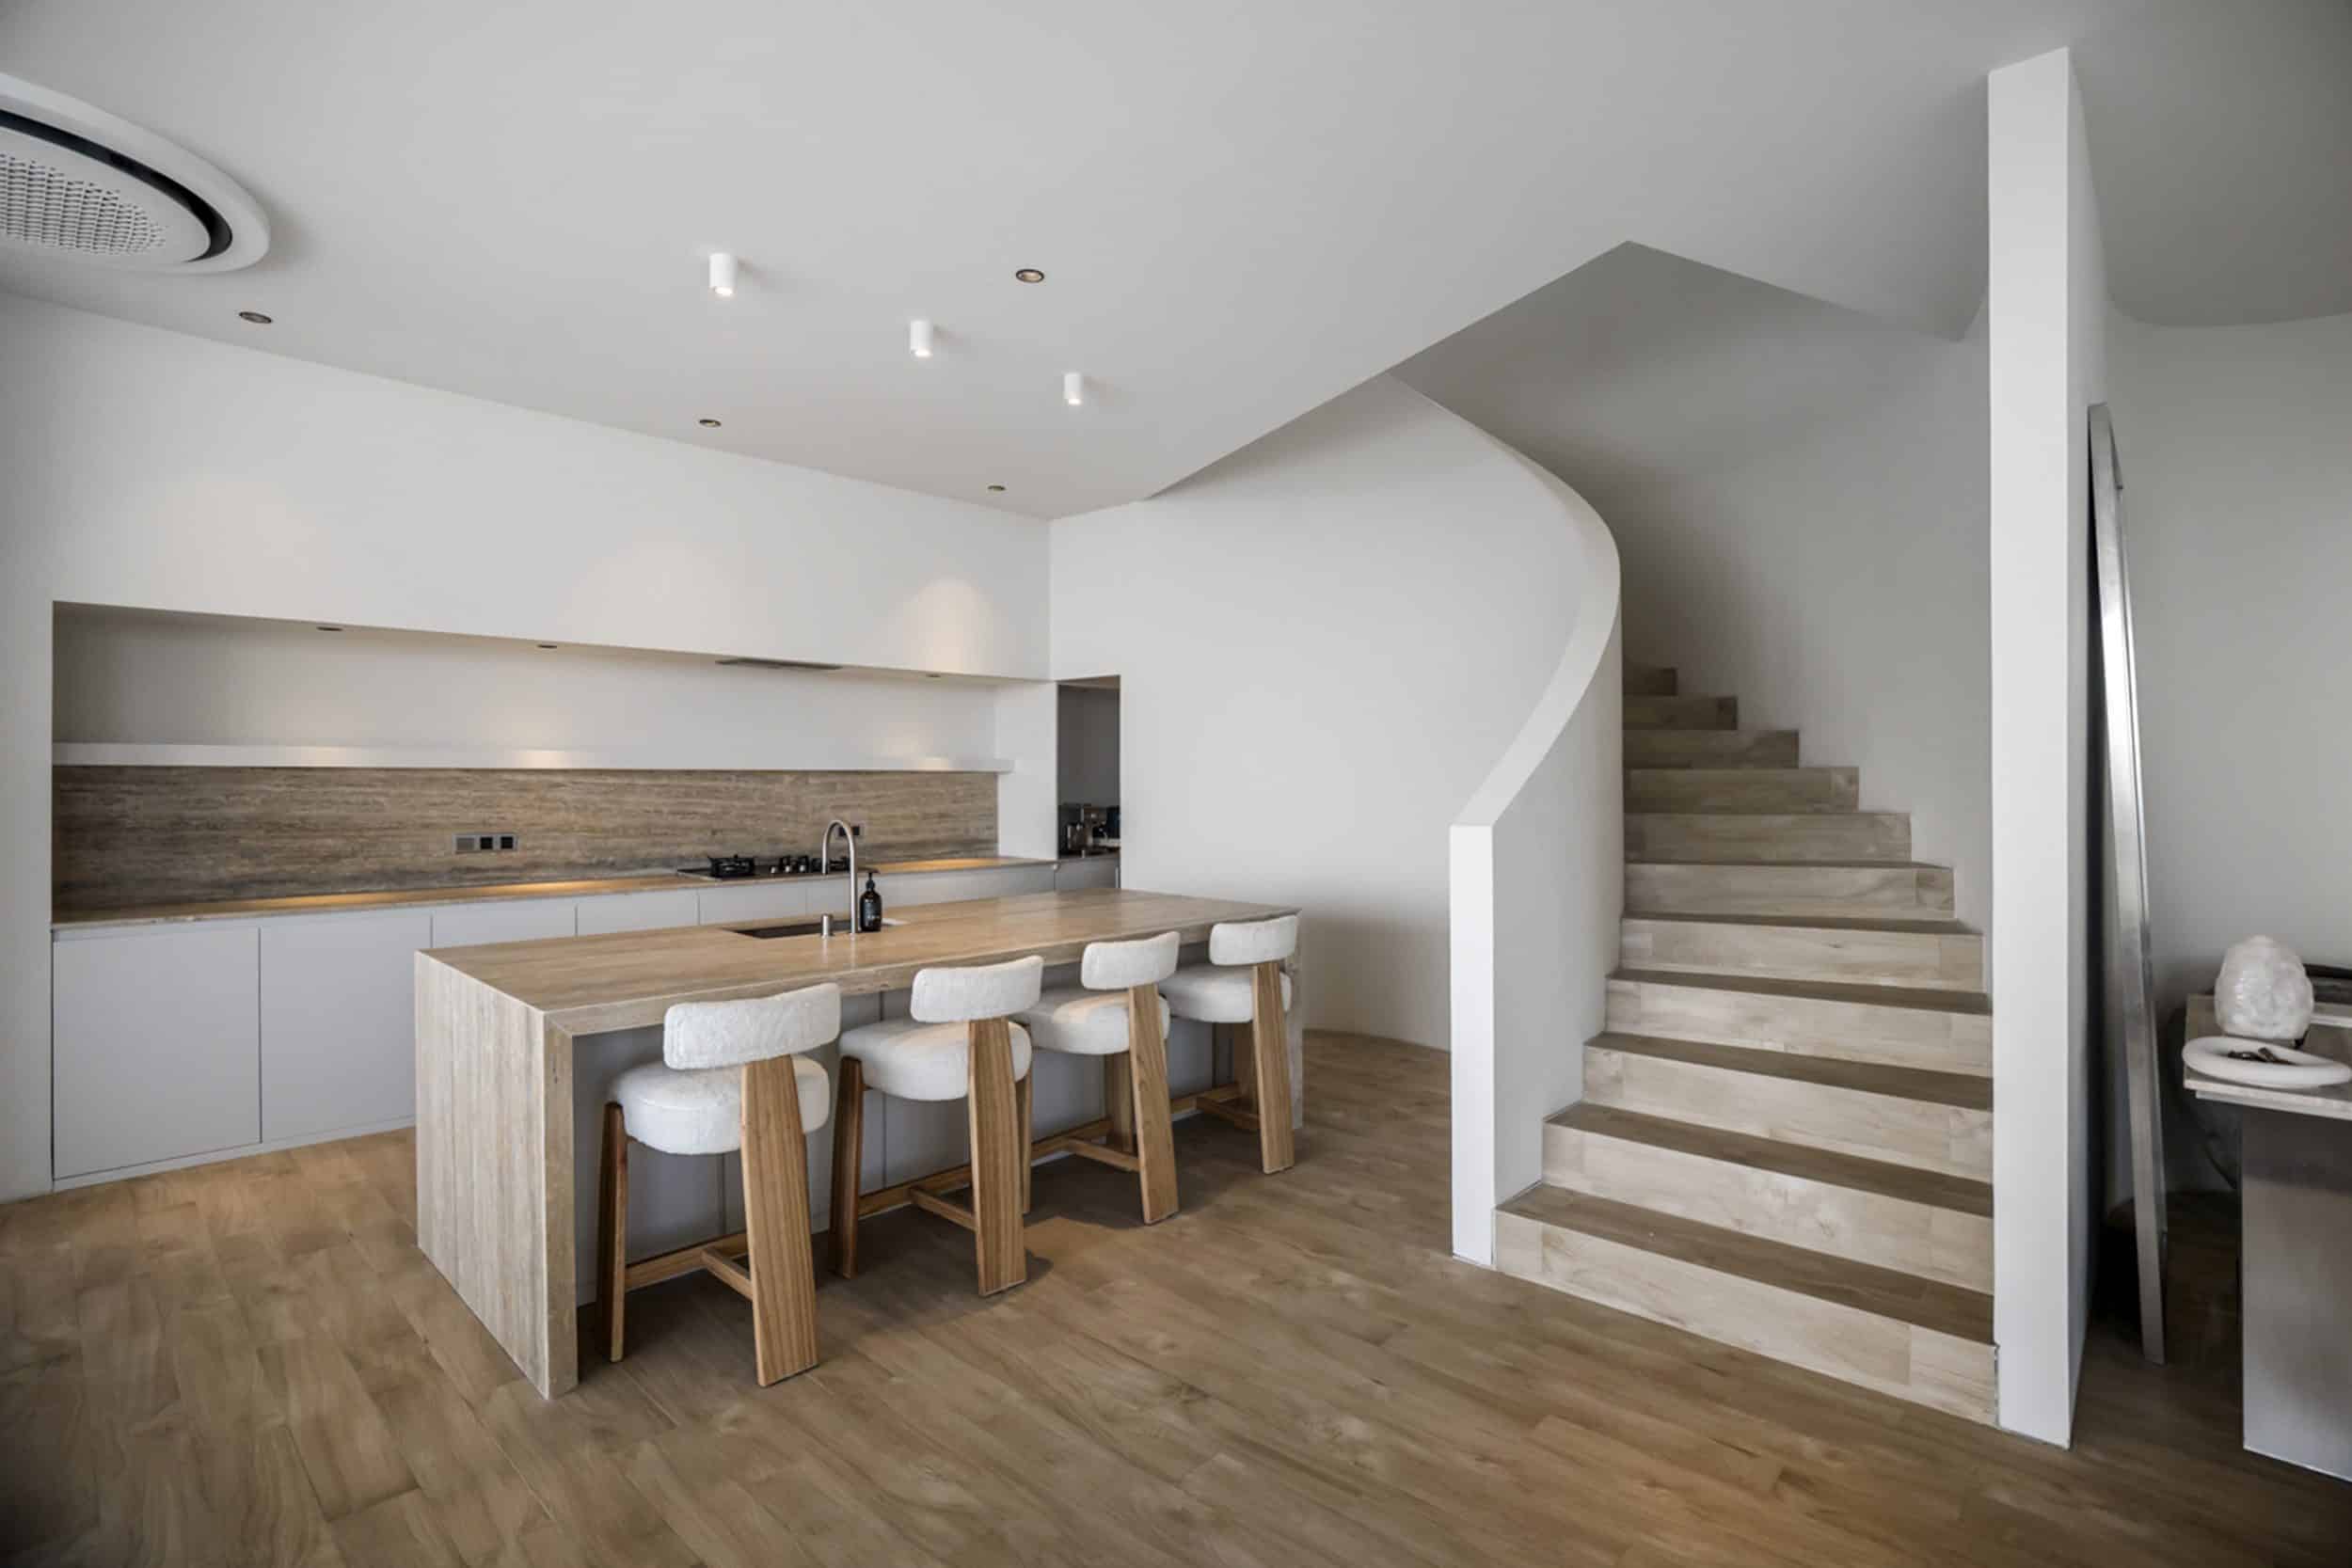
[2104,307,2352,1194]
[1986,45,2105,1448]
[1056,686,1121,807]
[1051,375,1591,1052]
[1395,245,1992,927]
[53,607,1005,765]
[0,293,1049,1203]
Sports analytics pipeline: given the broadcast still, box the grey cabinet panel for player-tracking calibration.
[694,881,811,926]
[577,889,700,936]
[430,899,577,948]
[1056,858,1119,892]
[54,925,261,1179]
[261,911,433,1142]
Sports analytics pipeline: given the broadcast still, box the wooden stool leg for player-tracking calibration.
[1126,987,1179,1223]
[1016,1069,1034,1215]
[1103,1053,1136,1154]
[741,1057,819,1386]
[965,1019,1026,1295]
[596,1102,628,1362]
[828,1057,864,1278]
[1229,1022,1254,1106]
[1249,962,1296,1174]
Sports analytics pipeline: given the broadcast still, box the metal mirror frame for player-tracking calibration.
[2091,402,2167,1364]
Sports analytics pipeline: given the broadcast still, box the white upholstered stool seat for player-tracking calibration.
[1020,986,1171,1056]
[1160,964,1292,1024]
[612,1055,828,1156]
[838,1017,1033,1101]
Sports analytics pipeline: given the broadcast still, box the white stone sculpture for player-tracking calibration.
[2215,936,2314,1042]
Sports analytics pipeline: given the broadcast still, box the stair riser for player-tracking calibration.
[1493,1210,1995,1425]
[1625,664,1678,697]
[1625,730,1799,769]
[1621,919,1983,991]
[1584,1046,1991,1180]
[1626,768,1857,815]
[1543,1125,1992,1291]
[1607,978,1990,1077]
[1625,694,1737,731]
[1627,815,1911,863]
[1626,863,1954,920]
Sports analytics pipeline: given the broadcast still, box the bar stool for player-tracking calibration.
[1161,914,1297,1174]
[830,955,1042,1295]
[596,982,840,1386]
[1016,931,1182,1224]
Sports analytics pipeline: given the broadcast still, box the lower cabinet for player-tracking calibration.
[261,911,434,1143]
[1056,857,1120,891]
[577,888,700,935]
[430,897,578,948]
[53,923,262,1180]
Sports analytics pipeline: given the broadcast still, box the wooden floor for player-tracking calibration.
[5,1034,2348,1567]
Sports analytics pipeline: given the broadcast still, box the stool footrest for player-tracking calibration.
[908,1185,979,1232]
[1066,1139,1143,1173]
[1195,1096,1262,1133]
[700,1245,755,1301]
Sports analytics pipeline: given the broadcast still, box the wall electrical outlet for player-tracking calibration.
[453,832,520,853]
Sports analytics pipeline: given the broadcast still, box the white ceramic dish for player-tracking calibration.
[2184,1035,2352,1090]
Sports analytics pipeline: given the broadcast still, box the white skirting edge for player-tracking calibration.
[53,1115,419,1191]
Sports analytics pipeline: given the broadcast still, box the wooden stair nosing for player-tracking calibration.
[1586,1032,1993,1112]
[1547,1102,1992,1217]
[1497,1185,1994,1344]
[1625,911,1975,936]
[1625,767,1860,815]
[1624,694,1738,731]
[1624,729,1801,768]
[1611,967,1990,1017]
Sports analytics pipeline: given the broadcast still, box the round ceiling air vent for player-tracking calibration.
[0,71,267,272]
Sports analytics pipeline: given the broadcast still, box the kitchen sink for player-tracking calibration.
[732,918,902,940]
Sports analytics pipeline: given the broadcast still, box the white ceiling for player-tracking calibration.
[3,2,2343,519]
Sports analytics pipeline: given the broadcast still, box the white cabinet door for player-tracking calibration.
[577,889,701,936]
[261,911,433,1142]
[54,924,262,1180]
[431,898,577,948]
[1056,858,1119,891]
[873,870,966,908]
[695,881,811,927]
[999,864,1058,896]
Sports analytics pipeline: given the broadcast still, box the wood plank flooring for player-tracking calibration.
[4,1032,2346,1567]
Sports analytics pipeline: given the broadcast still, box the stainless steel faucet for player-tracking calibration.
[819,818,857,932]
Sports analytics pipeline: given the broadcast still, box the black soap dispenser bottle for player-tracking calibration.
[858,872,883,933]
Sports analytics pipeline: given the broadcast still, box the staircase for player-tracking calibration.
[1495,663,1996,1425]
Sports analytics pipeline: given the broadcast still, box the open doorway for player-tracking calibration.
[1057,676,1120,884]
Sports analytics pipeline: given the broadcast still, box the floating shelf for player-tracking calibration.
[52,743,1013,774]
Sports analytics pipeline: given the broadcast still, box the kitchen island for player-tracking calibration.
[415,887,1301,1397]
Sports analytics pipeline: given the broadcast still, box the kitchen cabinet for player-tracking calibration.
[54,924,262,1180]
[431,897,576,948]
[1056,857,1120,892]
[577,888,700,935]
[695,880,811,926]
[880,863,1056,908]
[261,911,434,1142]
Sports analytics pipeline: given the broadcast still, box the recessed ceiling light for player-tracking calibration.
[1013,268,1045,284]
[909,318,934,358]
[1063,371,1085,407]
[315,625,342,632]
[707,252,738,298]
[986,483,1007,493]
[238,310,272,324]
[697,417,723,428]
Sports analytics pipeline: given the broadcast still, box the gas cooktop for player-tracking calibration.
[680,854,852,880]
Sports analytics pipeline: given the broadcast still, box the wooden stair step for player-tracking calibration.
[1624,663,1678,696]
[1626,812,1911,863]
[1626,729,1799,769]
[1627,768,1858,815]
[1494,1186,1995,1423]
[1621,912,1983,991]
[1583,1033,1991,1179]
[1625,693,1737,731]
[1627,861,1954,919]
[1544,1104,1992,1290]
[1608,968,1990,1076]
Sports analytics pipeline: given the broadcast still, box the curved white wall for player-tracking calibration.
[1448,452,1623,1264]
[1050,375,1608,1055]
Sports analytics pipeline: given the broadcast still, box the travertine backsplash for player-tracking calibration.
[53,768,997,911]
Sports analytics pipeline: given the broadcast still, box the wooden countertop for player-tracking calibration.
[423,887,1297,1037]
[51,856,1055,931]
